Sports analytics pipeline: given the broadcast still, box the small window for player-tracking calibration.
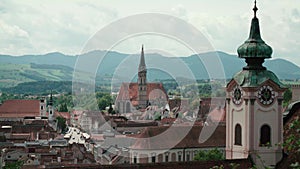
[260,124,271,146]
[178,154,182,161]
[50,110,52,115]
[186,154,190,161]
[165,155,169,162]
[133,156,137,164]
[151,156,155,163]
[41,106,44,110]
[234,124,242,146]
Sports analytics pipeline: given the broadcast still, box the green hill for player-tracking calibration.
[0,50,299,91]
[0,63,75,88]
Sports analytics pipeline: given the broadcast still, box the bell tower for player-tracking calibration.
[225,1,286,168]
[48,91,54,122]
[138,45,148,109]
[40,98,46,117]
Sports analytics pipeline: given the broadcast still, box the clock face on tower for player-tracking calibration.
[258,85,275,105]
[232,86,242,105]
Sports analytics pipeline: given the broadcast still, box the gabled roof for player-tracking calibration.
[0,100,40,118]
[131,125,225,150]
[116,82,168,106]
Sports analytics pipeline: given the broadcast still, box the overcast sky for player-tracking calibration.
[0,0,300,66]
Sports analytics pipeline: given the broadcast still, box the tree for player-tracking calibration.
[56,116,67,133]
[108,103,113,114]
[97,94,112,110]
[154,112,161,121]
[3,160,23,169]
[59,103,68,112]
[281,116,300,168]
[194,148,224,161]
[283,88,292,107]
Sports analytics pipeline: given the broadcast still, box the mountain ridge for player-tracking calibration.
[0,50,299,89]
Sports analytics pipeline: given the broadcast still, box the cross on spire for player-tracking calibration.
[253,0,258,18]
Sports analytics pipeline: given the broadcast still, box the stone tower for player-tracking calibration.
[48,92,54,121]
[225,1,286,168]
[138,45,148,109]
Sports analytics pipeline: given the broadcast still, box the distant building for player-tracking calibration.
[130,125,226,164]
[0,100,45,121]
[0,94,69,132]
[78,111,107,133]
[115,46,168,114]
[168,98,189,113]
[289,84,300,102]
[198,97,225,121]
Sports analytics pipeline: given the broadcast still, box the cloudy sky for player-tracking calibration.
[0,0,300,66]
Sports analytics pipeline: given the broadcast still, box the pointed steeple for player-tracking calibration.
[49,91,53,106]
[139,45,146,72]
[237,0,272,70]
[137,45,148,109]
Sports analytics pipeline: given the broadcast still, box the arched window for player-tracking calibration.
[126,102,131,113]
[171,153,176,162]
[234,124,242,145]
[260,124,271,146]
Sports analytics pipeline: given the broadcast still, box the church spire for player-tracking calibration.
[137,45,148,109]
[49,90,53,106]
[139,45,146,72]
[237,0,272,70]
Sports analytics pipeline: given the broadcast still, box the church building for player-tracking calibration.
[225,1,286,168]
[115,46,168,114]
[0,93,55,122]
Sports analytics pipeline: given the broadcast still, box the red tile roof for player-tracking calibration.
[131,125,225,150]
[116,82,168,106]
[0,100,40,118]
[55,112,71,120]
